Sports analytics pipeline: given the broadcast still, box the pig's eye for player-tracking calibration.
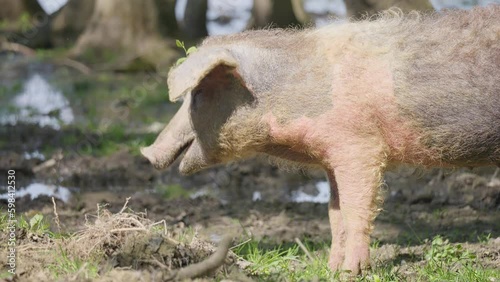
[192,88,203,109]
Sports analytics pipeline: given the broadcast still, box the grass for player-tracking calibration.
[47,246,99,280]
[1,206,498,281]
[232,236,500,282]
[156,184,190,199]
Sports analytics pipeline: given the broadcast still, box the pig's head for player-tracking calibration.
[141,47,264,174]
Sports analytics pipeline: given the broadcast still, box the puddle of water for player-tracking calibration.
[0,183,72,203]
[291,181,330,203]
[430,0,500,10]
[252,191,262,202]
[0,74,74,130]
[190,187,211,199]
[207,0,253,35]
[305,0,347,26]
[38,0,68,15]
[23,150,46,161]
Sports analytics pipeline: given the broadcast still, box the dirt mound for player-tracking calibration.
[0,200,245,281]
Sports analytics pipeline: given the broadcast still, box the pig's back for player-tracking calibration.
[392,5,500,165]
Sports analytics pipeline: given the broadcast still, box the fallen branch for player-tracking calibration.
[56,58,91,75]
[168,235,233,281]
[0,41,36,56]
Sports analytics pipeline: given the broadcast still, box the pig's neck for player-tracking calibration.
[231,43,334,123]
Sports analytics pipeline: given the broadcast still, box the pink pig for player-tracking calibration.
[142,6,500,274]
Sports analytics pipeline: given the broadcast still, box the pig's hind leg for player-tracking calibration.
[327,171,346,270]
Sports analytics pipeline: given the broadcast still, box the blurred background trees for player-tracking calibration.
[0,0,493,72]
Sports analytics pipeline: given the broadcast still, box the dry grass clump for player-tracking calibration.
[62,197,237,280]
[66,197,170,259]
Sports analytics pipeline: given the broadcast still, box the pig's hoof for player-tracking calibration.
[341,247,371,275]
[341,258,371,276]
[328,254,344,271]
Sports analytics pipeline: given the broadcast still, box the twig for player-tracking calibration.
[70,262,88,281]
[109,227,147,233]
[52,197,61,233]
[32,159,57,173]
[168,235,233,281]
[295,237,314,262]
[148,258,169,270]
[119,197,132,214]
[57,58,91,75]
[405,221,422,243]
[230,238,252,250]
[150,219,172,238]
[492,167,499,181]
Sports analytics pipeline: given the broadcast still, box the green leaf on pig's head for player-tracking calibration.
[175,40,184,49]
[186,46,197,55]
[175,57,187,66]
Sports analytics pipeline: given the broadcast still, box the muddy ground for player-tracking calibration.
[1,122,500,281]
[0,55,499,280]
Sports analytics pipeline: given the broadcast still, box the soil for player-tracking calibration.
[1,119,500,282]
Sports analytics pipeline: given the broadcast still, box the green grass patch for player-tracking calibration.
[156,184,190,199]
[234,239,337,281]
[47,246,99,280]
[232,235,500,282]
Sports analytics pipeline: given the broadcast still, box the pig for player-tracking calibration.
[142,6,500,275]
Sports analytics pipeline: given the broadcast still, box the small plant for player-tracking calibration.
[425,235,476,267]
[175,40,197,66]
[477,233,491,244]
[27,214,51,235]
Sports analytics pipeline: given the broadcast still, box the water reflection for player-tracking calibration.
[207,0,253,35]
[0,74,74,130]
[0,183,72,203]
[291,181,330,203]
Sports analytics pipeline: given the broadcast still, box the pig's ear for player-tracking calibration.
[168,48,239,102]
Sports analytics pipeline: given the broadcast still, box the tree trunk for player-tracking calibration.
[345,0,434,20]
[181,0,208,39]
[155,0,180,38]
[252,0,273,28]
[291,0,312,25]
[71,0,176,70]
[73,0,160,52]
[51,0,95,47]
[0,0,51,48]
[252,0,302,29]
[0,0,26,21]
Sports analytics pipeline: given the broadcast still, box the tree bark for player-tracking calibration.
[0,0,26,21]
[71,0,177,70]
[252,0,302,29]
[181,0,208,39]
[345,0,434,20]
[73,0,160,52]
[155,0,180,38]
[0,0,51,48]
[51,0,95,47]
[291,0,312,25]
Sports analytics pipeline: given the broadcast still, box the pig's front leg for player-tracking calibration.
[327,171,346,270]
[327,145,385,274]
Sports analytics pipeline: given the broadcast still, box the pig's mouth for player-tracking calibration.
[173,139,194,164]
[141,138,194,170]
